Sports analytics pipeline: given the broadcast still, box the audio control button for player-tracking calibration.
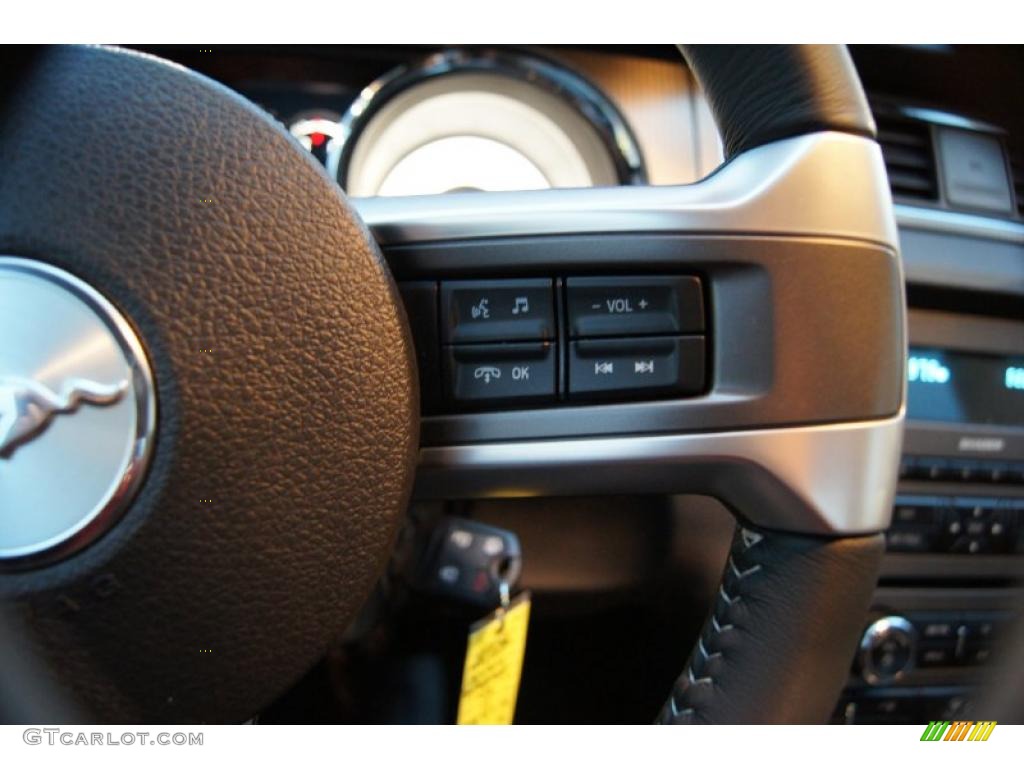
[566,276,704,338]
[568,336,704,400]
[441,279,554,343]
[859,616,917,685]
[892,502,940,526]
[918,646,955,667]
[886,528,934,553]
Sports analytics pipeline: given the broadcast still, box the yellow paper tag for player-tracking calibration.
[456,592,532,725]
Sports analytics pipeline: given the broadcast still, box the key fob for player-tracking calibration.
[416,517,522,608]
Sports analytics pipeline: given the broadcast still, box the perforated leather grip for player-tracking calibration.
[657,525,884,724]
[680,45,876,159]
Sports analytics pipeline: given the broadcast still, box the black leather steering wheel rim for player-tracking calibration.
[654,44,885,724]
[0,44,918,725]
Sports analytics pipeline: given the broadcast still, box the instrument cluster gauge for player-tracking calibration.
[329,51,646,198]
[287,109,343,166]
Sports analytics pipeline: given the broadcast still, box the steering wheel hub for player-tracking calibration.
[0,46,419,723]
[0,256,156,567]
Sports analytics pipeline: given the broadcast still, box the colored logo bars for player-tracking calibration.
[920,721,997,741]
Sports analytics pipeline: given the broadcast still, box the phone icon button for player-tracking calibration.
[473,366,502,384]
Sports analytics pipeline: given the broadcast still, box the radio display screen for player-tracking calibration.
[907,348,1024,427]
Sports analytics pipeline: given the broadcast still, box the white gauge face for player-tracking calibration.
[378,135,549,196]
[341,72,621,197]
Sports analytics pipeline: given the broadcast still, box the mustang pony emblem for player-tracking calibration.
[0,376,129,457]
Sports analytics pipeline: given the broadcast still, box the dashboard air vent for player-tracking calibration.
[876,113,939,202]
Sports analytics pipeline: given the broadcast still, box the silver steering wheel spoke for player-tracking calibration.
[355,130,905,537]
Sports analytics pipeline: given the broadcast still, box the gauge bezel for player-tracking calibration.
[327,49,647,194]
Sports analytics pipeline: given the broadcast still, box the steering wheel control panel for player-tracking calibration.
[400,276,707,413]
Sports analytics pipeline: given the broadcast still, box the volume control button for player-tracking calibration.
[858,616,917,685]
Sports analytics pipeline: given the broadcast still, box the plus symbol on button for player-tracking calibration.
[638,299,648,309]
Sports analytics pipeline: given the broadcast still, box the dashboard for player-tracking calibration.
[135,45,719,194]
[132,44,1024,724]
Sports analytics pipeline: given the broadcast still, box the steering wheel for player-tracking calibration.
[1,44,912,724]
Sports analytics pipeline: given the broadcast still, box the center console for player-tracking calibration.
[836,308,1024,723]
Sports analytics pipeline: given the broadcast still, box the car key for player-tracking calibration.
[416,517,523,608]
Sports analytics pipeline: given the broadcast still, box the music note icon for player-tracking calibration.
[512,296,529,315]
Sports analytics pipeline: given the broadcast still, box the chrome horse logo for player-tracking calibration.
[0,377,129,456]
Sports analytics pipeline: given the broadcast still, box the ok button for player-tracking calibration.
[445,343,556,406]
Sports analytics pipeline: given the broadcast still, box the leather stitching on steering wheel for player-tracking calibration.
[658,525,885,724]
[660,527,765,724]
